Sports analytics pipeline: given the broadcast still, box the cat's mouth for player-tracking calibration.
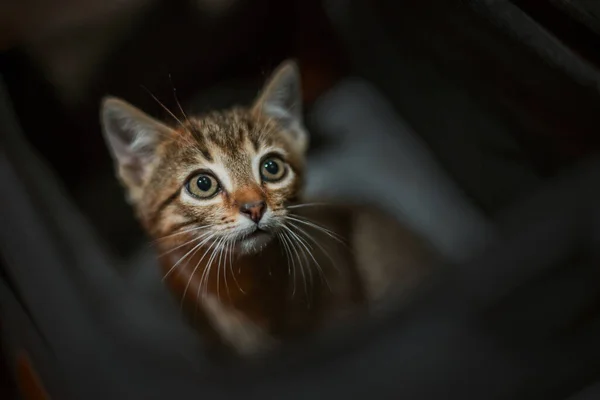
[235,228,273,254]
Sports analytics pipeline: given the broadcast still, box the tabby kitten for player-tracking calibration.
[100,61,434,356]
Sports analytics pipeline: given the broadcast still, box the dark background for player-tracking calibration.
[2,0,600,398]
[2,0,600,257]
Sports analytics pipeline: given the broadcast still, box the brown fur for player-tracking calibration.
[100,60,436,356]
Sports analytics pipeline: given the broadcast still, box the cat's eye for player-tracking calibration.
[260,156,287,182]
[186,173,220,199]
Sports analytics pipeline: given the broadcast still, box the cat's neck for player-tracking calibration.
[157,237,325,337]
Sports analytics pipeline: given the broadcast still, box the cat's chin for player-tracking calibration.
[236,231,274,255]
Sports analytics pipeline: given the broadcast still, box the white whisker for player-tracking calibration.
[278,232,296,298]
[193,237,221,306]
[282,228,309,304]
[223,238,233,298]
[202,236,226,301]
[287,202,331,210]
[179,234,218,306]
[288,221,340,274]
[287,215,346,245]
[283,231,300,299]
[228,240,245,294]
[162,232,215,281]
[168,73,192,126]
[142,86,186,129]
[282,224,317,291]
[216,235,230,301]
[157,230,213,258]
[179,243,208,309]
[287,222,333,292]
[277,232,292,278]
[152,224,214,244]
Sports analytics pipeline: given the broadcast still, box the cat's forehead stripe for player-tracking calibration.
[198,146,213,162]
[183,109,276,150]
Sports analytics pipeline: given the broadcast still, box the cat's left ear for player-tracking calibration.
[100,97,174,201]
[253,60,308,152]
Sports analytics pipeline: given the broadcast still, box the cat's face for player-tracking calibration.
[100,61,308,254]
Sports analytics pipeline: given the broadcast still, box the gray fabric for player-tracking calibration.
[568,382,600,400]
[2,71,600,398]
[324,0,543,213]
[0,73,493,397]
[0,76,208,399]
[306,79,497,262]
[3,0,600,396]
[471,0,600,90]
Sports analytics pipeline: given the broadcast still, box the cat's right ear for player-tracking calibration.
[252,60,308,153]
[100,97,172,197]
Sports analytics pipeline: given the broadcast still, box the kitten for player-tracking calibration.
[100,60,435,356]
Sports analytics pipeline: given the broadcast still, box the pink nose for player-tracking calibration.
[240,201,265,223]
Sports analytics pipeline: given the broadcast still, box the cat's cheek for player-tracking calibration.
[160,213,191,232]
[265,189,295,210]
[265,171,296,192]
[178,193,229,224]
